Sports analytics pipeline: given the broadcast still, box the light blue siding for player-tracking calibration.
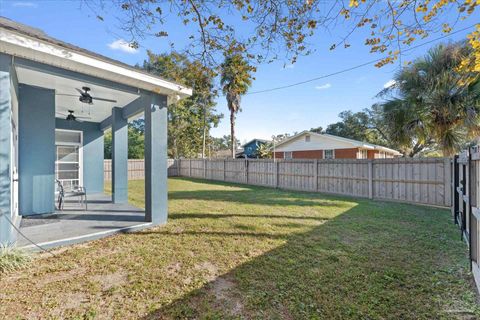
[111,107,128,203]
[145,94,168,224]
[0,54,13,244]
[18,84,56,216]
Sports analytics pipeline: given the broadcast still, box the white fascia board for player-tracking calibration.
[0,29,192,97]
[374,145,402,155]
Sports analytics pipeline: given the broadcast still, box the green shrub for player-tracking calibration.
[0,244,31,273]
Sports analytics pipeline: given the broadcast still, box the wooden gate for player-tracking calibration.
[453,146,480,291]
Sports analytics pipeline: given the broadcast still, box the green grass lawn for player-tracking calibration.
[0,178,478,319]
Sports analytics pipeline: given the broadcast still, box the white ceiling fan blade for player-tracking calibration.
[56,93,79,97]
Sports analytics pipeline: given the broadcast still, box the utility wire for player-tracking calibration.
[245,24,478,95]
[0,211,54,256]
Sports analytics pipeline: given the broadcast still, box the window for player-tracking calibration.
[55,129,83,191]
[305,135,311,142]
[374,151,387,159]
[324,149,334,159]
[55,130,81,144]
[284,151,293,160]
[358,149,368,159]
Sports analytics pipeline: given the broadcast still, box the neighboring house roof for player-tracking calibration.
[274,131,402,155]
[241,139,269,148]
[0,17,192,97]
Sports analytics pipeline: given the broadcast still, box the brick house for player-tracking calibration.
[273,131,401,160]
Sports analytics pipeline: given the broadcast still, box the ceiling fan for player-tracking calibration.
[56,86,117,104]
[56,110,91,123]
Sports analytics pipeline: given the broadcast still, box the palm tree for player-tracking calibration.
[380,99,433,157]
[382,43,480,156]
[220,54,254,158]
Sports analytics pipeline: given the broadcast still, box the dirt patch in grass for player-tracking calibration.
[195,261,218,281]
[37,266,87,287]
[59,292,88,311]
[164,262,182,277]
[92,271,128,291]
[211,276,244,316]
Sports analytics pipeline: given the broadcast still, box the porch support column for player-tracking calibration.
[111,107,128,203]
[0,54,12,244]
[144,94,168,224]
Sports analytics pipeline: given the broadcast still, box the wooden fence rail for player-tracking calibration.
[176,158,452,207]
[105,158,452,207]
[104,159,179,181]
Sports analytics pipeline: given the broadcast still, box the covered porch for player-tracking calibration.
[0,18,191,247]
[18,193,148,249]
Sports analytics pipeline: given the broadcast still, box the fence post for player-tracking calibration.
[189,159,192,177]
[468,148,473,269]
[275,161,279,188]
[245,159,249,184]
[368,160,373,199]
[314,159,318,191]
[204,158,207,179]
[223,159,226,181]
[176,159,180,177]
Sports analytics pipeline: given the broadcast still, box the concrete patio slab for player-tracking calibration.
[17,193,152,250]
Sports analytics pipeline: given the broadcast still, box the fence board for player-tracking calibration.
[104,157,451,207]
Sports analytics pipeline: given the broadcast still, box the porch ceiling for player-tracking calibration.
[16,66,140,123]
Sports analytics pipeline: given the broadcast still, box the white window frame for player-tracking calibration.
[324,149,335,159]
[305,135,311,142]
[55,129,83,188]
[358,149,368,159]
[284,151,293,160]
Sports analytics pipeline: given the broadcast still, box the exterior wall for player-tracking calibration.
[19,84,56,215]
[243,140,266,158]
[293,150,324,159]
[0,53,14,243]
[243,141,258,157]
[367,150,377,159]
[56,119,105,194]
[275,148,358,159]
[331,148,358,159]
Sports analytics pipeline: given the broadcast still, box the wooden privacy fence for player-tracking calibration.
[104,158,452,207]
[452,146,480,292]
[176,158,452,207]
[104,159,178,181]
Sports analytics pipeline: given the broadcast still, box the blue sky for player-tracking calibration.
[0,0,476,143]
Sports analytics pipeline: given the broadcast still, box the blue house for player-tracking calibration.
[237,139,269,158]
[0,18,191,246]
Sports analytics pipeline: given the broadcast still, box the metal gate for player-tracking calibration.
[453,146,480,291]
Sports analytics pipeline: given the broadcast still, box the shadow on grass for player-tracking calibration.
[139,198,474,319]
[168,188,348,207]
